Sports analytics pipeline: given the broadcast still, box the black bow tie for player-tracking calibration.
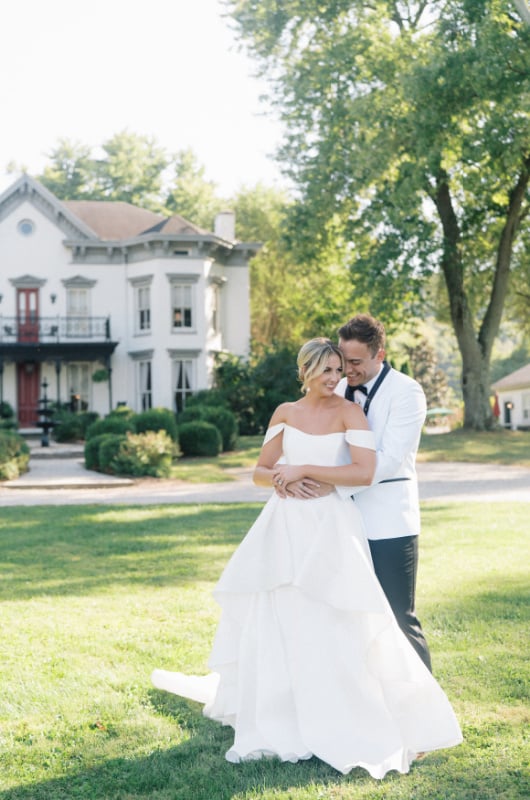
[345,384,368,401]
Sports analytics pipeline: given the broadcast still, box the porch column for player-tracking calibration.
[55,359,62,406]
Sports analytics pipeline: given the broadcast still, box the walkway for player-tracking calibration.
[0,440,528,506]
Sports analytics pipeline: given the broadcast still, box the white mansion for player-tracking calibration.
[0,174,258,427]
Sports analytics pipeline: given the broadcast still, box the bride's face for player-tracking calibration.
[308,353,343,396]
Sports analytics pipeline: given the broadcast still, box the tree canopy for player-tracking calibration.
[228,0,530,428]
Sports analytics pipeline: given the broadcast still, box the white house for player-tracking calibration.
[491,363,530,430]
[0,174,259,427]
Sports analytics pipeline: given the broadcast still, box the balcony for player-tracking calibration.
[0,316,111,343]
[0,316,117,363]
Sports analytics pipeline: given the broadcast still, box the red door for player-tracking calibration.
[17,288,39,342]
[17,362,40,426]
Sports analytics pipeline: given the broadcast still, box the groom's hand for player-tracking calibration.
[284,479,321,499]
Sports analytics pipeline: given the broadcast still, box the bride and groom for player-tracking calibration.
[152,314,462,778]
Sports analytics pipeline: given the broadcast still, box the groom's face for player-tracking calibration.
[339,339,385,386]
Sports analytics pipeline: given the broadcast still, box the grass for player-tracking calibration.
[0,501,528,799]
[418,428,530,467]
[166,429,530,486]
[169,436,262,482]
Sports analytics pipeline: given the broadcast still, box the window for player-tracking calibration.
[212,284,220,333]
[172,284,193,330]
[67,364,90,410]
[138,360,152,410]
[136,285,151,333]
[174,358,194,412]
[17,219,35,236]
[523,392,530,420]
[66,288,90,336]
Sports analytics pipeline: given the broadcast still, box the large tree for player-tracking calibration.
[228,0,530,429]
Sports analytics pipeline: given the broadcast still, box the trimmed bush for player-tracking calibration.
[178,421,222,457]
[109,430,177,477]
[86,416,135,440]
[109,405,135,419]
[0,431,30,480]
[53,410,99,442]
[0,401,17,430]
[133,407,179,442]
[98,434,128,473]
[84,433,116,471]
[185,390,228,409]
[178,405,238,451]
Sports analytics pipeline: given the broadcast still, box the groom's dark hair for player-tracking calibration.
[338,314,386,356]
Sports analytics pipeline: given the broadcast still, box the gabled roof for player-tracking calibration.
[0,173,97,239]
[63,201,167,240]
[492,363,530,390]
[0,175,212,242]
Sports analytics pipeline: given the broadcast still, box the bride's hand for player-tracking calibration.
[272,464,304,492]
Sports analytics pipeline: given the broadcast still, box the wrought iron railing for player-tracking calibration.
[0,316,111,343]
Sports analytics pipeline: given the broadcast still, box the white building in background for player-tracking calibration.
[0,174,259,427]
[492,363,530,431]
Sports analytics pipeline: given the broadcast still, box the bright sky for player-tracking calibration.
[0,0,286,198]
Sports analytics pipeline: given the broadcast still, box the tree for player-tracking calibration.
[95,130,169,210]
[228,0,530,429]
[37,131,169,211]
[39,139,98,200]
[233,184,360,347]
[165,148,225,229]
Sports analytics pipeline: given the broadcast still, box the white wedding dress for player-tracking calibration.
[152,424,462,778]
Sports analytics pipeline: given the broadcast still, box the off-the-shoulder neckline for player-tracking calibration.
[269,423,354,437]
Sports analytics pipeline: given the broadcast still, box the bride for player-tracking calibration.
[152,338,462,778]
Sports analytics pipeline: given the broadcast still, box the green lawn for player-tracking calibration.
[0,501,528,799]
[168,429,530,485]
[418,428,530,467]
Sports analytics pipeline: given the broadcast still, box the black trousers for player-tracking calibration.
[368,535,432,672]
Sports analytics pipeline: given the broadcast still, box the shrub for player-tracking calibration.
[109,430,178,477]
[84,433,116,471]
[178,421,222,457]
[109,404,135,419]
[133,407,179,442]
[53,410,99,442]
[0,431,30,480]
[178,405,238,451]
[185,390,228,409]
[98,434,128,473]
[0,401,17,431]
[86,416,135,440]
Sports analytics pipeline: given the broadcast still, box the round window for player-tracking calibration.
[17,219,35,236]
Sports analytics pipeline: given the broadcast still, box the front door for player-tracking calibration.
[17,362,40,426]
[17,288,39,342]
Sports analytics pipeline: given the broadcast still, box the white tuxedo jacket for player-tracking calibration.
[336,367,426,541]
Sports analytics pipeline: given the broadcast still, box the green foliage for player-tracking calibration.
[0,401,17,431]
[178,405,239,451]
[178,421,222,457]
[229,0,530,429]
[109,404,136,418]
[52,410,99,442]
[165,147,225,228]
[213,345,300,434]
[85,416,135,440]
[133,407,179,442]
[0,430,30,479]
[97,434,128,473]
[84,433,115,471]
[108,430,178,477]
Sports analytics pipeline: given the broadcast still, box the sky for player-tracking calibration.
[0,0,286,198]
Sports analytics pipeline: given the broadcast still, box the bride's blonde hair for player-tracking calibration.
[297,338,344,393]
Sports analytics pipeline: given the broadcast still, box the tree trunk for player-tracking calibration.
[432,159,530,430]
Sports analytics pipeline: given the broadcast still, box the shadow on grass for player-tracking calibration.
[0,504,260,601]
[0,692,527,800]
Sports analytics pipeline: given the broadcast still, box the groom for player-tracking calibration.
[283,313,432,671]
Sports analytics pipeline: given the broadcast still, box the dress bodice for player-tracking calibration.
[264,423,375,467]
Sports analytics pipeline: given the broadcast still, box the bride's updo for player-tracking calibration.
[297,338,344,393]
